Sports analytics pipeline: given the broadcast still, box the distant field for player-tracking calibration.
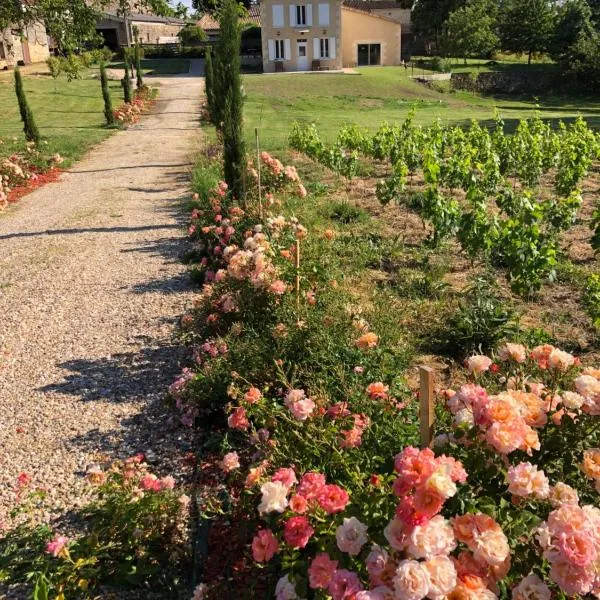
[243,66,600,151]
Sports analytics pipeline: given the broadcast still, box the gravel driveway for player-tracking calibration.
[0,62,203,525]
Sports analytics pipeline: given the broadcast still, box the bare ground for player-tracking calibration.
[0,63,203,524]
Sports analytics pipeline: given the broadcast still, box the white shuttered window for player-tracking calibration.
[318,3,330,26]
[272,4,284,27]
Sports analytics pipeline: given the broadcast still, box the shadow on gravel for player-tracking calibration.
[38,343,188,402]
[0,224,180,241]
[130,272,191,294]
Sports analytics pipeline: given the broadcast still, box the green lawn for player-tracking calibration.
[109,58,191,75]
[243,66,600,151]
[0,67,128,166]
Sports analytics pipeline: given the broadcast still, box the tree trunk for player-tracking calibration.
[528,50,532,64]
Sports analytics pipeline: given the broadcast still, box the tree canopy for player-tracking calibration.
[442,0,499,59]
[498,0,557,63]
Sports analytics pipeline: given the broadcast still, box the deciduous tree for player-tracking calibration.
[499,0,556,63]
[443,0,499,60]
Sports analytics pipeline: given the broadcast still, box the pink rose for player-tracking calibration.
[328,569,364,600]
[251,529,279,563]
[227,406,250,430]
[289,494,308,514]
[317,484,350,514]
[466,355,492,375]
[272,467,297,489]
[244,387,262,404]
[297,472,326,500]
[309,552,338,589]
[46,535,69,557]
[283,516,314,549]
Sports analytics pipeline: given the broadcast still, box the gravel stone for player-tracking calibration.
[0,63,204,527]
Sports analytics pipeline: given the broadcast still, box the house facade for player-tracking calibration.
[260,0,343,72]
[96,13,185,49]
[0,22,50,70]
[341,6,401,67]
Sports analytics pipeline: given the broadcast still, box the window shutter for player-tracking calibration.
[318,3,330,26]
[329,36,336,59]
[268,39,275,60]
[272,5,284,27]
[313,37,320,59]
[284,39,291,60]
[289,4,296,26]
[306,4,313,25]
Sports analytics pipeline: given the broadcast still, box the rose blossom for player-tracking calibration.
[289,494,308,513]
[366,382,389,400]
[258,481,289,514]
[244,387,262,404]
[356,589,393,600]
[507,462,550,499]
[497,343,527,363]
[393,560,431,600]
[512,574,551,600]
[582,448,600,480]
[336,516,368,555]
[309,552,338,589]
[548,482,579,507]
[275,574,299,600]
[548,348,575,371]
[356,332,379,350]
[227,406,249,430]
[284,389,316,421]
[328,569,364,600]
[408,515,456,560]
[366,544,389,584]
[251,529,279,563]
[423,556,457,600]
[466,355,492,375]
[219,452,240,473]
[272,467,297,489]
[46,535,68,557]
[317,484,350,514]
[561,391,584,410]
[297,472,326,500]
[424,465,457,500]
[192,583,208,600]
[284,516,314,549]
[160,475,176,490]
[472,528,510,566]
[384,518,411,551]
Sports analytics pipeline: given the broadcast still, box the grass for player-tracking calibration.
[108,58,190,75]
[0,67,126,166]
[243,66,600,151]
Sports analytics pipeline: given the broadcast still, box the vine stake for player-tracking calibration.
[419,366,434,449]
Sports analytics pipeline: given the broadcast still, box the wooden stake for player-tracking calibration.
[255,127,263,219]
[419,366,434,449]
[295,239,301,316]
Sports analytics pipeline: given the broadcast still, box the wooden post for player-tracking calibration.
[295,239,301,317]
[419,366,434,449]
[255,127,263,219]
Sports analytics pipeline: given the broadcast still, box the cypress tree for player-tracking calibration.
[100,62,115,126]
[135,43,144,90]
[218,0,246,199]
[123,58,133,103]
[204,48,215,122]
[14,68,40,143]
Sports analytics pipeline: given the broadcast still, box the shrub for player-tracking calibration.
[583,274,600,330]
[0,457,191,597]
[123,57,132,103]
[100,62,115,126]
[445,274,516,356]
[431,56,452,72]
[13,68,40,143]
[61,54,82,81]
[204,48,215,122]
[46,56,61,83]
[134,43,144,90]
[178,24,208,45]
[217,0,246,199]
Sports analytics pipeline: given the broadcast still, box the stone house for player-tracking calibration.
[259,0,405,72]
[0,21,50,69]
[96,12,186,49]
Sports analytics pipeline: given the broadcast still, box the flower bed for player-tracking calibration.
[179,149,600,600]
[0,139,63,210]
[113,86,156,126]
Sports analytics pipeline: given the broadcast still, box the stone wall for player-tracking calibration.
[0,22,49,69]
[451,70,556,94]
[133,21,183,44]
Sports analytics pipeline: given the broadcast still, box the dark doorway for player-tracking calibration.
[97,28,120,50]
[357,43,381,66]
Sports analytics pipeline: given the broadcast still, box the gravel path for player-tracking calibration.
[0,62,203,525]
